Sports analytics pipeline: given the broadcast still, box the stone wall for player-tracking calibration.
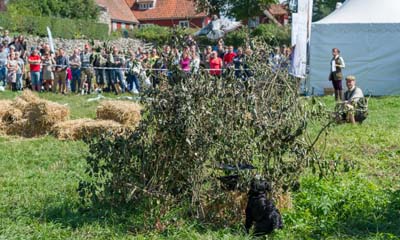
[25,36,145,55]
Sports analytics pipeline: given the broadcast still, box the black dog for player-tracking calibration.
[245,179,283,236]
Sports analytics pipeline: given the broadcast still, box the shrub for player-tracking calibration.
[79,38,334,228]
[251,24,291,46]
[0,13,108,40]
[129,26,196,44]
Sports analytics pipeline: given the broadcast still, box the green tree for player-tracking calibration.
[193,0,277,20]
[313,0,345,22]
[7,0,99,20]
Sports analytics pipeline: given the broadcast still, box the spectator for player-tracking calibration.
[28,48,41,91]
[112,46,126,94]
[202,45,213,69]
[126,52,141,94]
[223,45,236,66]
[209,51,223,76]
[69,48,81,93]
[16,51,25,91]
[80,44,93,94]
[42,51,55,91]
[329,48,345,101]
[0,44,8,87]
[149,48,160,87]
[104,48,115,93]
[92,47,106,92]
[54,48,69,94]
[2,30,10,46]
[233,47,245,79]
[191,51,200,74]
[180,51,191,73]
[7,52,18,91]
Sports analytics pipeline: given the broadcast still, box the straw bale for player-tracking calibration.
[23,99,70,136]
[52,119,126,140]
[0,121,6,135]
[12,97,29,112]
[18,90,40,103]
[6,119,29,137]
[96,100,142,126]
[0,100,13,119]
[2,108,23,124]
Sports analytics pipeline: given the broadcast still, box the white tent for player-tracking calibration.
[309,0,400,95]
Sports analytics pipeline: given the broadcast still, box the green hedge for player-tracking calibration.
[0,13,109,40]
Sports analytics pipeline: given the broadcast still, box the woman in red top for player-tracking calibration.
[209,51,223,76]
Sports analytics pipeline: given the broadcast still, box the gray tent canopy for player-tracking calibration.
[309,0,400,95]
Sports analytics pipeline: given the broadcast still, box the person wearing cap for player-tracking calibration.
[54,48,69,94]
[28,48,41,91]
[338,75,365,124]
[0,44,8,87]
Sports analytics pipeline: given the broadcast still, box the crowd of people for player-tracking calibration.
[0,32,294,95]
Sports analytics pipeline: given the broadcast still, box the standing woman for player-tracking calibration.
[42,52,55,91]
[329,48,345,101]
[7,52,19,91]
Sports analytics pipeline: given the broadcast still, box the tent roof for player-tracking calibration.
[315,0,400,24]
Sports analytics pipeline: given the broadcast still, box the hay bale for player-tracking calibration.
[18,90,40,103]
[23,99,70,136]
[0,100,13,119]
[1,108,23,124]
[96,100,141,126]
[11,90,40,113]
[52,119,126,140]
[6,119,29,137]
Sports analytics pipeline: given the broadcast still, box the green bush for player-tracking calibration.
[129,26,196,44]
[252,24,291,46]
[0,13,108,40]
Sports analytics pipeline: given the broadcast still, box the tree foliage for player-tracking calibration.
[7,0,99,20]
[313,0,345,22]
[192,0,277,19]
[78,36,334,227]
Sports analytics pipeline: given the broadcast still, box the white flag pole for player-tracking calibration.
[47,26,55,53]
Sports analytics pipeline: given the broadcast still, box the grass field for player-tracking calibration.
[0,91,399,239]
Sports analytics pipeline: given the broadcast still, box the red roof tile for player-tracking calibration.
[127,0,206,21]
[96,0,139,23]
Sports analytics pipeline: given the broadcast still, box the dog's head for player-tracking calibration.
[249,178,271,195]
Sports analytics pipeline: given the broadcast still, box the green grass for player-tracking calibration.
[0,92,399,239]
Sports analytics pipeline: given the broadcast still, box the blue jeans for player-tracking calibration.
[71,68,81,92]
[0,66,7,87]
[127,74,140,92]
[30,71,41,87]
[16,73,23,90]
[113,69,126,92]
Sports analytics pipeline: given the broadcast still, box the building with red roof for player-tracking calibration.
[126,0,208,28]
[95,0,139,31]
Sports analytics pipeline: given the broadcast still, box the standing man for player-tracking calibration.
[0,44,8,87]
[54,48,69,94]
[28,48,41,91]
[223,45,236,67]
[69,48,81,93]
[329,48,345,101]
[80,44,93,94]
[112,46,126,94]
